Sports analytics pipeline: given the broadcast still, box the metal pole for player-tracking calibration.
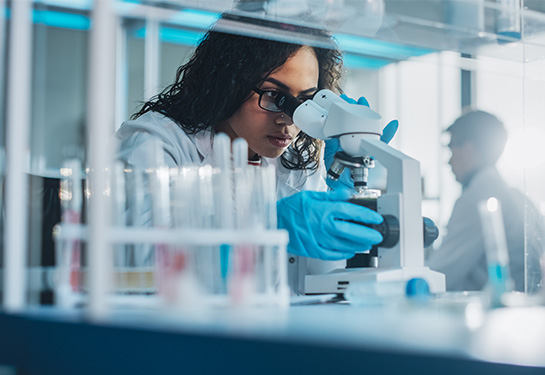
[87,0,117,320]
[3,0,33,312]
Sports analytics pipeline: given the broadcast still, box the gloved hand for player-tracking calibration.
[324,94,399,191]
[277,189,383,260]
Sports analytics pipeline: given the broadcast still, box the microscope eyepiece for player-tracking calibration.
[274,91,302,118]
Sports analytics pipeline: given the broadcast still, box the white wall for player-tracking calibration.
[475,55,545,212]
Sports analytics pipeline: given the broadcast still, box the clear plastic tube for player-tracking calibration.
[496,0,521,41]
[230,138,257,303]
[56,159,83,308]
[213,133,233,293]
[60,159,83,293]
[163,167,196,305]
[478,197,514,306]
[111,162,129,291]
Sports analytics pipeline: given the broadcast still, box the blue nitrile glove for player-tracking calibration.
[277,189,384,260]
[324,94,399,190]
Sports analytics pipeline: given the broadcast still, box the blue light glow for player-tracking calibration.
[35,0,92,10]
[33,10,90,30]
[134,27,205,46]
[343,53,392,70]
[334,33,434,61]
[160,27,205,45]
[168,9,219,30]
[24,5,434,70]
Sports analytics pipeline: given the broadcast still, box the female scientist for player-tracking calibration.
[115,22,385,294]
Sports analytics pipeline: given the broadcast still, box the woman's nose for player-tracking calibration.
[276,113,293,125]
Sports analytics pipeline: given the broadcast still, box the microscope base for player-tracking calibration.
[304,266,445,295]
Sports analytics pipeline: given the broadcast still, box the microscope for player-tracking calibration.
[275,90,446,294]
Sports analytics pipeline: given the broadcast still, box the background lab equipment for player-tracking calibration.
[275,89,445,294]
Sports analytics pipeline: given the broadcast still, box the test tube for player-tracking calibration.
[126,167,153,290]
[169,166,203,306]
[196,165,219,293]
[213,133,233,293]
[496,0,521,42]
[111,161,128,292]
[256,164,278,296]
[60,159,83,292]
[151,164,173,299]
[232,137,250,227]
[231,138,256,303]
[478,197,514,306]
[57,159,83,308]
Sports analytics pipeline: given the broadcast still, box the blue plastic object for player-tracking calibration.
[405,278,431,299]
[381,119,398,144]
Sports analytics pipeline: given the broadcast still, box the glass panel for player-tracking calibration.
[521,54,545,293]
[0,0,8,306]
[4,0,544,307]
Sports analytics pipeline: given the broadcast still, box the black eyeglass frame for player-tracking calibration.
[252,87,284,113]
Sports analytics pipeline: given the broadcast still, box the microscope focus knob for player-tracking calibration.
[423,217,439,248]
[370,215,400,248]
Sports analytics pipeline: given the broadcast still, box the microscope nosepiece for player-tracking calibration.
[327,159,346,181]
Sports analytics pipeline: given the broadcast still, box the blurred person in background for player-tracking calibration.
[428,110,544,292]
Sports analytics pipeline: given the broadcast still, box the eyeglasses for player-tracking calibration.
[253,87,283,113]
[253,87,312,113]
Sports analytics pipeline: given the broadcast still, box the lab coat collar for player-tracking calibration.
[465,166,501,191]
[193,128,215,165]
[461,168,479,190]
[263,156,307,198]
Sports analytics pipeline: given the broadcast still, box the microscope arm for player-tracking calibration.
[355,137,425,267]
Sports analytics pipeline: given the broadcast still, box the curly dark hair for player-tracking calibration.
[133,21,344,171]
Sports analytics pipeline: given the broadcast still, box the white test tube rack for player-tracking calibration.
[53,223,290,311]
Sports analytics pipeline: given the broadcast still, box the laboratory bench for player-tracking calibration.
[1,295,545,375]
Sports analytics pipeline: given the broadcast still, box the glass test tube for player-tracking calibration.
[231,138,256,303]
[496,0,521,40]
[111,161,129,292]
[170,166,203,307]
[57,159,83,308]
[61,159,83,290]
[478,197,514,306]
[213,133,234,294]
[125,167,153,290]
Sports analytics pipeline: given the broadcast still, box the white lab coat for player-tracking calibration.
[114,111,345,294]
[428,166,543,292]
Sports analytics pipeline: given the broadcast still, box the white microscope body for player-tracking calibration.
[281,90,445,294]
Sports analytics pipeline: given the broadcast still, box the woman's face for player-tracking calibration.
[217,46,320,159]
